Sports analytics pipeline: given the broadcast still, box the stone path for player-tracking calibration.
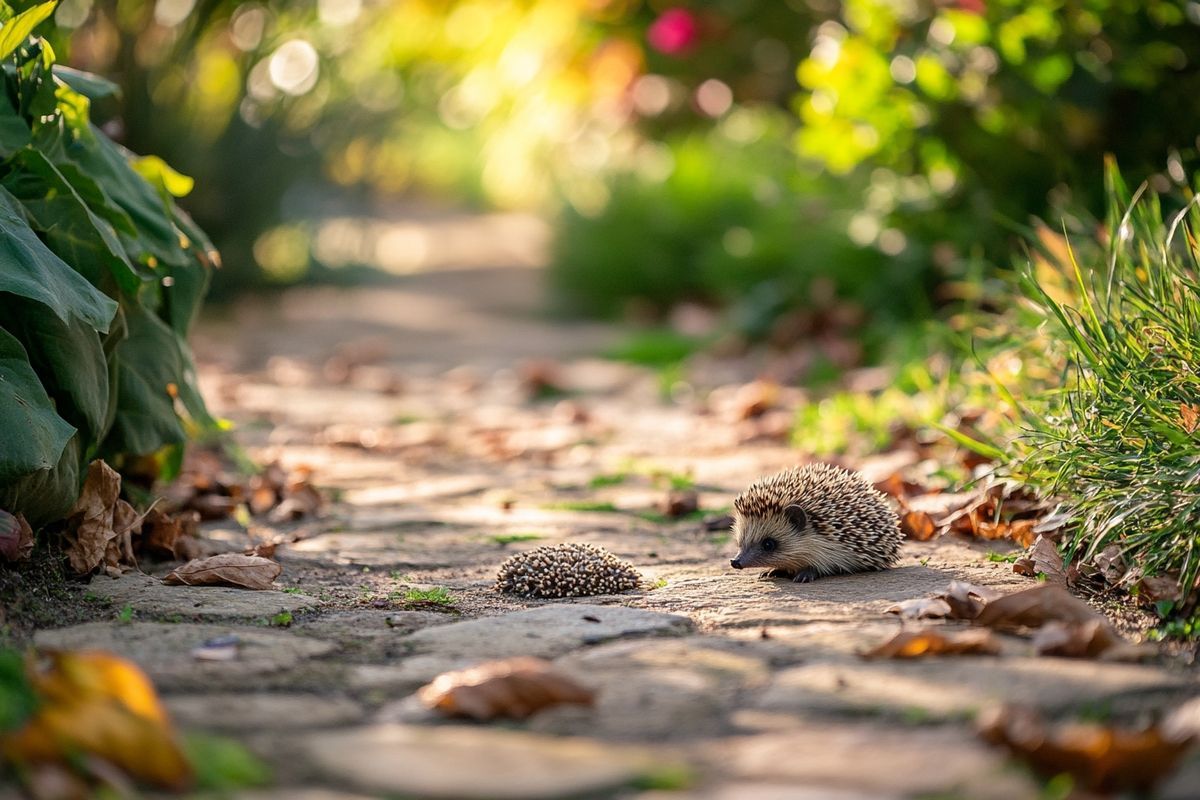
[38,210,1200,798]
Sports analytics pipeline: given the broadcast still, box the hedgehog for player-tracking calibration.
[495,542,643,598]
[729,463,900,582]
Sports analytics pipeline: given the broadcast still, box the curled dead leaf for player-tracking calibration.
[162,554,281,590]
[885,597,952,620]
[1094,544,1127,585]
[0,510,34,563]
[1180,402,1199,434]
[1025,535,1065,584]
[900,510,937,541]
[973,584,1106,632]
[861,628,1002,659]
[978,704,1194,794]
[64,461,122,575]
[417,657,595,721]
[938,581,1002,620]
[0,650,192,790]
[1032,619,1123,658]
[1137,575,1182,604]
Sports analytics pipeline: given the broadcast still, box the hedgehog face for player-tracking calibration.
[730,504,813,572]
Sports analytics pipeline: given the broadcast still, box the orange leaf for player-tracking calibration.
[1180,403,1199,434]
[900,510,937,541]
[2,651,192,790]
[861,628,1001,659]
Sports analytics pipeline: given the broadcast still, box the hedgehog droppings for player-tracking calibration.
[494,542,642,598]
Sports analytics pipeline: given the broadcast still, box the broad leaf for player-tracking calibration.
[2,147,143,295]
[0,1,55,61]
[0,95,30,157]
[0,294,111,442]
[0,186,117,332]
[103,304,187,457]
[0,326,74,484]
[52,65,120,102]
[0,433,81,527]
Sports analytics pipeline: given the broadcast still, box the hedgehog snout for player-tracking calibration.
[730,557,744,569]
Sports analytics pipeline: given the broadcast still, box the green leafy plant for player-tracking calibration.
[0,3,216,526]
[403,587,455,607]
[1017,160,1200,598]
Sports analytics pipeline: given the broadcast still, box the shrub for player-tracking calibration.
[550,116,937,341]
[0,2,215,526]
[1017,160,1200,597]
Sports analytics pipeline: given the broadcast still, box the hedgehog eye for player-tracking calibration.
[761,537,778,552]
[784,505,808,531]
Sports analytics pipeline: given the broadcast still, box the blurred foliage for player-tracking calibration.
[0,2,216,526]
[44,0,1200,335]
[796,0,1200,256]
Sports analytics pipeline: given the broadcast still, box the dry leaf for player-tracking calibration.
[975,519,1038,547]
[938,581,1003,620]
[974,584,1107,632]
[905,490,982,524]
[0,510,33,563]
[1026,535,1065,583]
[64,461,122,575]
[162,554,282,590]
[900,510,937,541]
[885,597,952,620]
[862,628,1001,659]
[731,380,779,420]
[1094,545,1127,585]
[417,657,595,720]
[660,489,699,518]
[244,542,277,558]
[1032,619,1125,658]
[1137,575,1182,604]
[978,705,1193,794]
[1,650,192,790]
[1180,403,1199,434]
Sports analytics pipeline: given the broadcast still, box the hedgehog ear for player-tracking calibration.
[784,504,808,531]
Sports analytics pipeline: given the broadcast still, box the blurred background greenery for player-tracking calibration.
[44,0,1200,351]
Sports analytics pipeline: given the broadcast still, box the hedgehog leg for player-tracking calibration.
[759,568,793,580]
[791,567,822,583]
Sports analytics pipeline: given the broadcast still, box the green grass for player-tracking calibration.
[183,733,271,791]
[270,611,293,627]
[490,533,545,545]
[542,501,620,513]
[281,587,304,594]
[588,472,628,489]
[403,587,455,607]
[116,605,134,624]
[986,552,1020,563]
[1014,160,1200,602]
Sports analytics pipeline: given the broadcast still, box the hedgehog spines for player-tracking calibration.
[495,542,643,598]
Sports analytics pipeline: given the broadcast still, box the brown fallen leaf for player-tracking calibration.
[1032,619,1123,658]
[1137,574,1182,604]
[417,657,595,721]
[1094,544,1127,585]
[1,650,192,790]
[885,597,952,620]
[975,519,1038,547]
[1026,535,1065,584]
[244,542,277,558]
[938,580,1003,620]
[1180,402,1200,434]
[731,379,779,420]
[162,554,281,590]
[64,461,122,575]
[974,584,1107,632]
[861,628,1002,659]
[900,510,937,541]
[978,704,1194,794]
[660,489,699,518]
[0,510,33,563]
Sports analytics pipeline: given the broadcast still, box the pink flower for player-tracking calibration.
[647,8,699,55]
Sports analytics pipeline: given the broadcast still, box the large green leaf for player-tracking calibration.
[103,304,187,457]
[0,433,81,527]
[0,94,30,158]
[1,147,144,295]
[0,1,55,62]
[0,186,117,332]
[0,294,110,442]
[51,66,120,103]
[41,123,193,271]
[0,326,75,484]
